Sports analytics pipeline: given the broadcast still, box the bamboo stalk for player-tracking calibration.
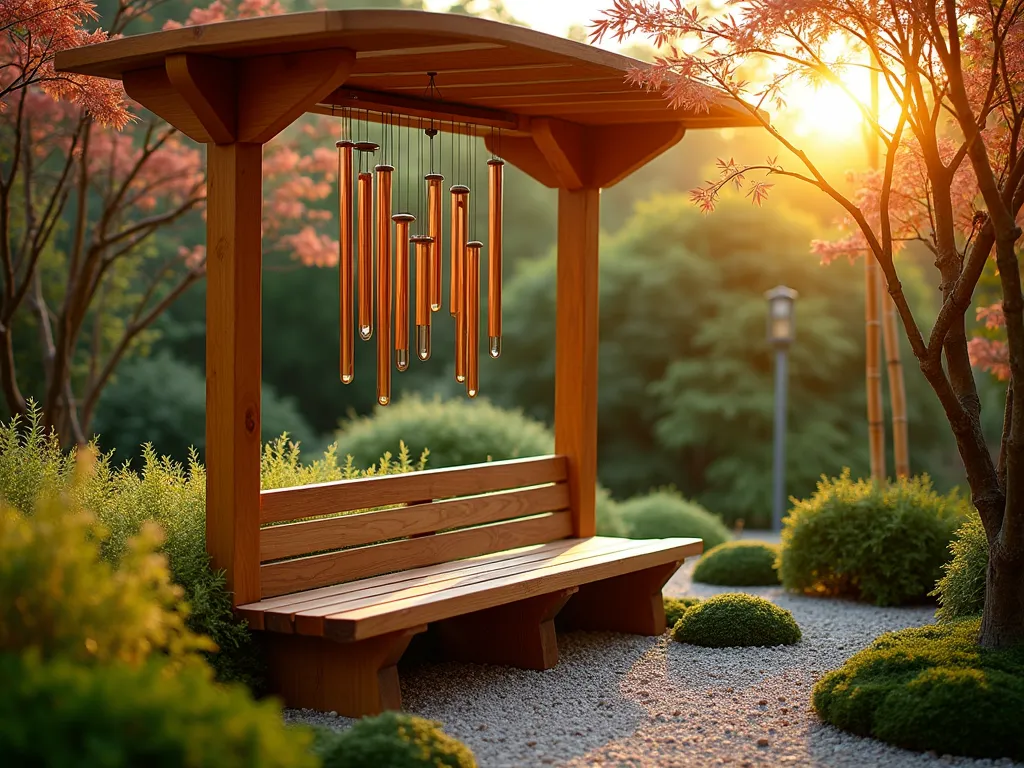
[866,257,887,481]
[882,295,910,476]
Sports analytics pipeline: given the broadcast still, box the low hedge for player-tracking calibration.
[932,510,988,622]
[672,593,800,648]
[692,541,780,586]
[313,712,476,768]
[619,490,731,549]
[664,596,702,628]
[813,619,1024,760]
[779,470,966,606]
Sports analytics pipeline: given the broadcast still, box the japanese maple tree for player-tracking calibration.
[594,0,1024,647]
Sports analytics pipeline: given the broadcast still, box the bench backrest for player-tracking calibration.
[258,455,572,598]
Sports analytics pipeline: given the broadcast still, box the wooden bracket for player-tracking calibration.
[262,625,426,717]
[433,587,577,670]
[125,48,356,145]
[558,561,683,636]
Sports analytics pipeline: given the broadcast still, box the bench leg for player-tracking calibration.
[558,561,683,636]
[433,587,577,670]
[262,626,425,717]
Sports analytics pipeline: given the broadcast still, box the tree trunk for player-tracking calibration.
[979,515,1024,648]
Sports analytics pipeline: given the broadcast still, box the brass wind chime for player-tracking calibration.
[335,78,504,406]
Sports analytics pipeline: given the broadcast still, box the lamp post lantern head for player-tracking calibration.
[765,285,798,347]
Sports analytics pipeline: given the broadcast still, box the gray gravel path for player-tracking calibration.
[286,548,1022,768]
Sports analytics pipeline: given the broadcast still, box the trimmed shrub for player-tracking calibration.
[335,394,552,470]
[672,593,801,648]
[779,470,967,606]
[664,596,701,627]
[619,490,731,549]
[596,486,627,537]
[813,619,1024,760]
[692,541,780,586]
[0,652,317,768]
[932,510,988,622]
[313,712,476,768]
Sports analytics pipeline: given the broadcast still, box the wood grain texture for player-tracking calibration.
[531,118,586,190]
[122,66,214,144]
[559,561,684,636]
[262,626,424,717]
[164,53,237,143]
[322,537,701,641]
[206,143,263,606]
[260,482,569,562]
[555,188,600,537]
[260,510,573,598]
[433,588,576,669]
[259,454,567,523]
[588,123,687,189]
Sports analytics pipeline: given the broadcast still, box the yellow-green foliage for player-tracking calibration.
[813,620,1024,760]
[619,489,731,549]
[672,593,801,648]
[932,510,988,622]
[664,596,701,627]
[0,652,317,768]
[692,541,780,586]
[0,472,210,667]
[314,712,476,768]
[779,470,967,606]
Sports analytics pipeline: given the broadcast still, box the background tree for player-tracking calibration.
[595,0,1024,647]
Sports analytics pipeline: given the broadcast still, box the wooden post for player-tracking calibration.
[206,143,263,606]
[554,187,600,538]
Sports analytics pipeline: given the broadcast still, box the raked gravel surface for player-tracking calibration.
[286,550,1023,768]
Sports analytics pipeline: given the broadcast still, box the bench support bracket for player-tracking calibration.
[434,587,577,670]
[559,561,683,636]
[262,625,426,717]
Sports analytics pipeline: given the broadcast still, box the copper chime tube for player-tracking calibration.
[337,140,355,383]
[393,213,414,372]
[426,174,444,312]
[487,158,504,359]
[465,240,482,397]
[412,234,434,361]
[375,164,394,405]
[450,185,470,382]
[355,141,378,341]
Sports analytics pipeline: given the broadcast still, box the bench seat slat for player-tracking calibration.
[260,483,569,562]
[323,537,700,641]
[259,510,573,598]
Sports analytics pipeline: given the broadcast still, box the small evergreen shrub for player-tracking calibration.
[779,470,966,606]
[813,619,1024,760]
[0,653,317,768]
[664,596,701,627]
[692,541,780,586]
[932,510,988,622]
[619,490,731,549]
[313,712,476,768]
[596,485,627,537]
[335,394,553,469]
[672,593,801,648]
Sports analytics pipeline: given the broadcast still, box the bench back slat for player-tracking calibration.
[260,510,573,598]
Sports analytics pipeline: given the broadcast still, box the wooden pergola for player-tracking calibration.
[57,10,758,716]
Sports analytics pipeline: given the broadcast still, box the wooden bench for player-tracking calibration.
[237,455,702,716]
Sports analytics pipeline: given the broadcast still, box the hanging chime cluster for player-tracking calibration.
[335,100,504,406]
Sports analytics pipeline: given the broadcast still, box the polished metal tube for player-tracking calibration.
[375,164,394,405]
[487,159,504,358]
[337,140,355,382]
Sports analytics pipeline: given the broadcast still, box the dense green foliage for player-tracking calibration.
[933,511,989,622]
[312,712,476,768]
[618,490,732,549]
[779,470,966,606]
[813,620,1024,760]
[692,541,780,586]
[672,593,801,648]
[0,653,317,768]
[664,596,702,627]
[334,395,552,469]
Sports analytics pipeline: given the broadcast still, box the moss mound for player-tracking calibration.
[664,596,701,627]
[313,712,476,768]
[672,593,800,648]
[692,541,780,586]
[779,470,966,606]
[619,490,731,549]
[813,620,1024,760]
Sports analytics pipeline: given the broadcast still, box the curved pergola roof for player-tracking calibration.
[56,10,758,131]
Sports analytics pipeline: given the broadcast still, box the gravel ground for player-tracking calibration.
[286,544,1022,768]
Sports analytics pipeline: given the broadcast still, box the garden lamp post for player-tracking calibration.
[766,286,798,532]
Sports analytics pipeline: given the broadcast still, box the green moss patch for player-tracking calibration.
[813,620,1024,761]
[672,593,800,648]
[313,712,476,768]
[692,541,780,586]
[664,596,702,627]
